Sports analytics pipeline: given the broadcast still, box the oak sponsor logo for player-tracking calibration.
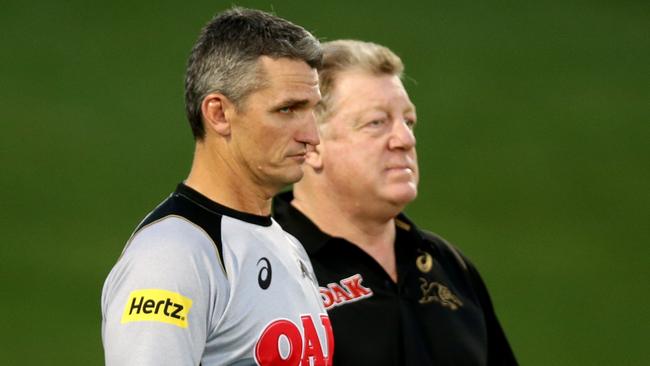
[319,274,373,310]
[121,289,193,328]
[255,314,334,366]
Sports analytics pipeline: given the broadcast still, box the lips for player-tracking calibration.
[385,156,416,171]
[287,151,307,158]
[286,151,307,163]
[385,163,415,171]
[386,167,414,177]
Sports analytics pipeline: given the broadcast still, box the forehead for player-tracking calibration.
[330,70,415,115]
[256,56,320,102]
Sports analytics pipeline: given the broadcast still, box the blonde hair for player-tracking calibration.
[316,40,404,121]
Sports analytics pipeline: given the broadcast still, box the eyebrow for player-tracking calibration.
[357,103,417,118]
[405,103,417,114]
[276,98,312,109]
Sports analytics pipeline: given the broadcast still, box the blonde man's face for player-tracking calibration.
[318,70,418,210]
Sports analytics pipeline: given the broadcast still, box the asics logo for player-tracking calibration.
[257,257,272,289]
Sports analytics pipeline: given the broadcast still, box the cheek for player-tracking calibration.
[254,127,284,149]
[328,154,374,185]
[323,139,380,173]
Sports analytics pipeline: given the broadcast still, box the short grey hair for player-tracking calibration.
[184,7,322,140]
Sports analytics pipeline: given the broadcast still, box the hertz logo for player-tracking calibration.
[121,289,193,328]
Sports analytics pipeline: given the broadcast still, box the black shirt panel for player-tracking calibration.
[173,183,272,226]
[272,191,517,365]
[132,183,226,270]
[132,183,274,276]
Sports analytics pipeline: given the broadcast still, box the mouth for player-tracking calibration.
[386,164,414,172]
[387,168,414,177]
[386,156,416,172]
[385,165,417,180]
[287,152,307,162]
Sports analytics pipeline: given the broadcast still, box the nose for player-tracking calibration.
[296,110,321,147]
[388,119,416,150]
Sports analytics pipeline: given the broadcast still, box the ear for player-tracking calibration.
[201,93,234,137]
[305,143,324,171]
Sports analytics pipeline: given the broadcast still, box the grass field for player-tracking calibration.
[1,0,648,364]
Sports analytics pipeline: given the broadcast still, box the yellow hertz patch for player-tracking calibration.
[121,289,193,328]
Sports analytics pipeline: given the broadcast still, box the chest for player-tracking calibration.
[204,220,333,365]
[312,245,489,366]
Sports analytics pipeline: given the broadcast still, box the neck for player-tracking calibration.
[293,181,404,282]
[185,142,273,216]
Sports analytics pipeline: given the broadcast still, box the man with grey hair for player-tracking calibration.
[273,40,517,365]
[102,8,333,366]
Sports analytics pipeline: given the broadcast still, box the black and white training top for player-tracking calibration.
[101,183,333,366]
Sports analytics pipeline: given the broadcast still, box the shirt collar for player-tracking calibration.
[272,190,423,254]
[272,190,332,254]
[176,183,273,226]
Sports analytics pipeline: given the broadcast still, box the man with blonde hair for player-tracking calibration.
[273,39,516,365]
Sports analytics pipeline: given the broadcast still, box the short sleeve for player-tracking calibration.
[101,217,226,366]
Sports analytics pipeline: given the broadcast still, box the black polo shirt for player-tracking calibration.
[273,191,517,366]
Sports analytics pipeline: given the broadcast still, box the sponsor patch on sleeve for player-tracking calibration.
[121,289,193,328]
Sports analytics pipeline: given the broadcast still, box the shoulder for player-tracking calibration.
[101,215,228,364]
[103,215,227,303]
[416,228,499,305]
[115,190,227,274]
[127,215,222,262]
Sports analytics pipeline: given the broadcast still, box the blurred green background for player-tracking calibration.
[1,0,648,364]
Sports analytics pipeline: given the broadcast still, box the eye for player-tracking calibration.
[367,119,386,127]
[278,106,293,114]
[405,119,416,129]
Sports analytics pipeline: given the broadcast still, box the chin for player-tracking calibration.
[384,187,418,207]
[280,169,305,186]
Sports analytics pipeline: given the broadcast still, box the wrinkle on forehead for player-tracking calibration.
[259,56,319,86]
[249,56,320,108]
[335,72,413,111]
[323,74,415,135]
